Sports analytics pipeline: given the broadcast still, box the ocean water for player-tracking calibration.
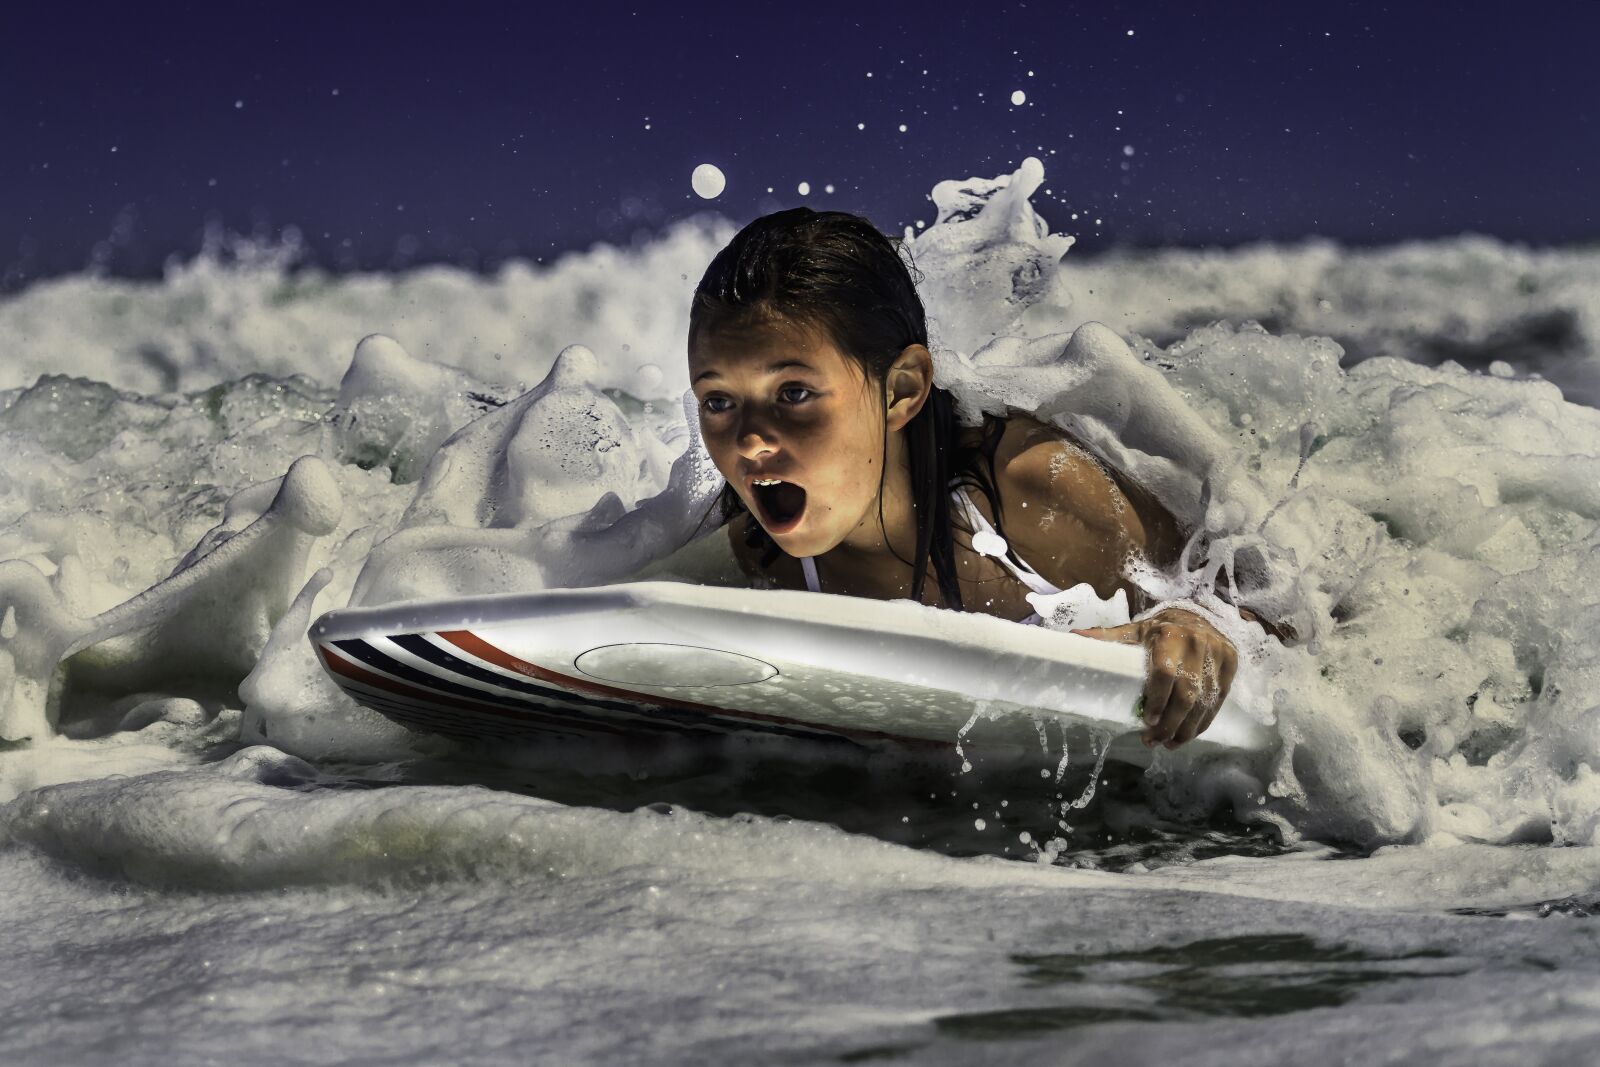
[5,158,1600,1063]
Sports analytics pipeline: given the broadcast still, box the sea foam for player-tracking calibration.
[2,158,1599,861]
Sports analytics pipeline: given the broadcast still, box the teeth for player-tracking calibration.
[751,478,783,486]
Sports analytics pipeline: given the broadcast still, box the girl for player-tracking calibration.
[687,208,1251,750]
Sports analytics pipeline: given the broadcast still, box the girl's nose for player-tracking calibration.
[734,413,779,458]
[736,430,777,459]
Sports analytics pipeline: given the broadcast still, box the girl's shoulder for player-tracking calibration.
[985,414,1118,523]
[981,413,1184,575]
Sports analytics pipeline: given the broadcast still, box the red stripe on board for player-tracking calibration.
[435,629,733,712]
[434,629,942,748]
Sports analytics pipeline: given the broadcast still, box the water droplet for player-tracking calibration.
[690,163,726,199]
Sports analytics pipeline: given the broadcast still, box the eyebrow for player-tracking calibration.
[692,359,815,384]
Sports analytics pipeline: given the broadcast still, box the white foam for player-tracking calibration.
[0,219,731,397]
[2,156,1599,858]
[7,170,1600,1056]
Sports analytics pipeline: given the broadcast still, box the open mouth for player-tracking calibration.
[751,479,807,533]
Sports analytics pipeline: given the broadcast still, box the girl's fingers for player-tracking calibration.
[1170,691,1211,745]
[1140,649,1180,743]
[1071,623,1145,645]
[1152,630,1223,747]
[1219,649,1238,704]
[1078,617,1238,748]
[1155,673,1201,744]
[1177,646,1235,748]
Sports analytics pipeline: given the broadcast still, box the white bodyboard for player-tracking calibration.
[310,581,1270,765]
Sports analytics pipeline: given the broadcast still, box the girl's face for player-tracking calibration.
[690,319,889,558]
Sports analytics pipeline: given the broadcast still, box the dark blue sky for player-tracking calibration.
[4,2,1595,288]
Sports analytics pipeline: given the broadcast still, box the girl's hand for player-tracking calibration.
[1071,608,1238,749]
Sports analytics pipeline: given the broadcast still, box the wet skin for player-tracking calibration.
[688,317,1243,748]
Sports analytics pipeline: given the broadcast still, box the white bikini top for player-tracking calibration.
[799,486,1061,625]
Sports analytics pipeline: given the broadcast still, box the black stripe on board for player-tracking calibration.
[395,633,861,743]
[387,632,650,714]
[329,638,868,748]
[346,688,597,741]
[330,637,629,728]
[334,671,627,739]
[329,654,767,740]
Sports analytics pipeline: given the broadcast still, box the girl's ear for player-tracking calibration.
[885,345,933,432]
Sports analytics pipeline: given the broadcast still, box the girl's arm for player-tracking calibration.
[994,418,1254,748]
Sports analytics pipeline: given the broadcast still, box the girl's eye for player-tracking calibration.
[699,386,813,415]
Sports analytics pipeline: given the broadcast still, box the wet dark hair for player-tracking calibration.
[688,207,1007,611]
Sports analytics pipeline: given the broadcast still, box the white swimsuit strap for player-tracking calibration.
[798,490,1055,624]
[949,487,1062,598]
[800,555,821,593]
